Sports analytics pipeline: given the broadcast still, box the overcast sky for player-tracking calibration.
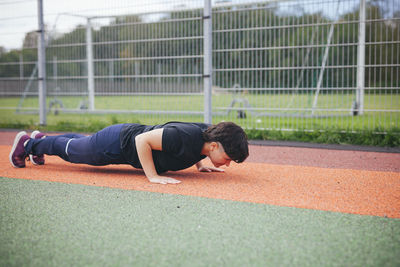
[0,0,358,51]
[0,0,207,50]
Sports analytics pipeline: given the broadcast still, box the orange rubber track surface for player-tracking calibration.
[1,132,400,218]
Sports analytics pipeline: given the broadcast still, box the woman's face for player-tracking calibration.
[208,142,232,168]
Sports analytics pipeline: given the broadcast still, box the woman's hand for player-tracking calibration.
[197,166,225,172]
[148,176,181,185]
[196,161,224,172]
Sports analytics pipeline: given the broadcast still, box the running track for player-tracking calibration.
[1,131,399,218]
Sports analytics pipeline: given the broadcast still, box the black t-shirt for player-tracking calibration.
[120,122,210,174]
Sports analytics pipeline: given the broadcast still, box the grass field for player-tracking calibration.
[1,178,400,266]
[3,93,400,113]
[0,94,399,146]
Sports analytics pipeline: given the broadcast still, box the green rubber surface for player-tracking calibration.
[1,177,399,266]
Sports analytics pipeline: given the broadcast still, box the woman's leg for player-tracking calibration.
[24,133,87,162]
[67,124,127,165]
[25,124,127,165]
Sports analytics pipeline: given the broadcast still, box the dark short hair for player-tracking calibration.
[202,122,249,163]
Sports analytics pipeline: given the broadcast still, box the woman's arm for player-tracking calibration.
[135,129,181,184]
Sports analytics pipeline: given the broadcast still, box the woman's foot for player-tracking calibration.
[29,130,46,165]
[9,131,30,168]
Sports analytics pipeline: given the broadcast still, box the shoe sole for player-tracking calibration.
[30,130,43,165]
[9,131,27,168]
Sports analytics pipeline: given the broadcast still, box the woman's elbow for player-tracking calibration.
[135,134,145,147]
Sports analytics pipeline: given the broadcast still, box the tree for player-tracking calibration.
[23,31,38,49]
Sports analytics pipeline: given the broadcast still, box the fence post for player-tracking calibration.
[53,56,58,89]
[19,53,23,80]
[356,0,366,115]
[86,18,95,111]
[203,0,212,124]
[37,0,46,125]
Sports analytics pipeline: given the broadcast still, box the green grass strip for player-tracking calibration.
[245,127,400,147]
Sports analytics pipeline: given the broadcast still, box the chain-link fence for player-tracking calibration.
[0,0,399,132]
